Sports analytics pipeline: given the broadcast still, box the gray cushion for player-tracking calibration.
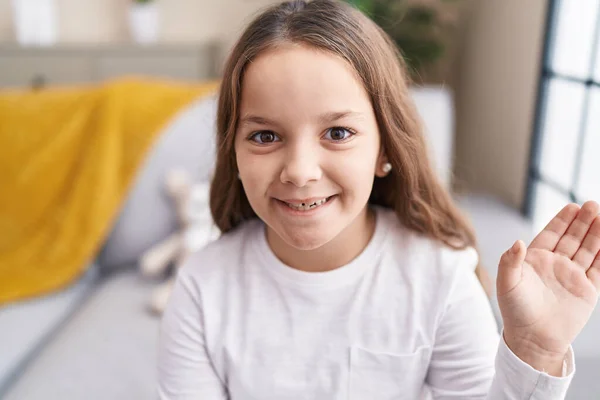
[2,270,159,400]
[97,95,218,270]
[0,264,100,397]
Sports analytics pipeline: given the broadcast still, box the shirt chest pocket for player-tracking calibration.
[348,345,432,400]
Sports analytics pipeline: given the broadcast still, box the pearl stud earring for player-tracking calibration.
[382,162,392,173]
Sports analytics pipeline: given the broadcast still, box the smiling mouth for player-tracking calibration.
[280,196,335,211]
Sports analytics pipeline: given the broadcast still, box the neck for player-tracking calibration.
[266,206,376,273]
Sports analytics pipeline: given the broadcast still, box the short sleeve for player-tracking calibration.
[157,270,228,399]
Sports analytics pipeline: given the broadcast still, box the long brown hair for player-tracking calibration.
[210,0,492,296]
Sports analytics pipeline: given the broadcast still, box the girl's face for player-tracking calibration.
[235,44,388,252]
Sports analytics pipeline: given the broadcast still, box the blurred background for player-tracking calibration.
[0,0,599,399]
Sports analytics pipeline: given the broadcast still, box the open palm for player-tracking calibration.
[497,201,600,360]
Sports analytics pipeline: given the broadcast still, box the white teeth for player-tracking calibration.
[285,197,329,211]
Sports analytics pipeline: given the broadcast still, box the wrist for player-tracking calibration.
[503,330,568,377]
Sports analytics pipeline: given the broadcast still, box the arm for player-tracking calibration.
[157,269,228,399]
[426,250,574,399]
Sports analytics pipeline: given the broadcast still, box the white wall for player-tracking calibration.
[0,0,278,43]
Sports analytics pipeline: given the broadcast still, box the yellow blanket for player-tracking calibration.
[0,78,220,305]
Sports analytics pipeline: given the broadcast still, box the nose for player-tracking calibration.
[280,139,322,187]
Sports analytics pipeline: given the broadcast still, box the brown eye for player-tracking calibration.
[325,127,354,141]
[250,131,280,144]
[260,132,275,142]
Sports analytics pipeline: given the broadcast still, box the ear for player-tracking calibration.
[375,151,391,178]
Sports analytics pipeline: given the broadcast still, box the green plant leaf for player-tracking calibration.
[344,0,461,76]
[347,0,374,14]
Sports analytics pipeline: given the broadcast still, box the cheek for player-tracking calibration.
[236,150,279,194]
[327,147,378,189]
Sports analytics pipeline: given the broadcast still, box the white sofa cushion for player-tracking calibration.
[410,86,454,188]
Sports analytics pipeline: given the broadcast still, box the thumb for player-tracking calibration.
[497,240,526,296]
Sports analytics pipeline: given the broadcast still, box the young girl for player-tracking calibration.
[158,1,600,398]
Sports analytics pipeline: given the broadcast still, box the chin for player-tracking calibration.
[276,226,336,251]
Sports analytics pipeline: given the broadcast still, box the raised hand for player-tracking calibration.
[496,201,600,376]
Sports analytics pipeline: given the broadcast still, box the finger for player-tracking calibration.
[554,201,599,259]
[573,215,600,270]
[587,251,600,291]
[529,203,580,251]
[497,240,526,297]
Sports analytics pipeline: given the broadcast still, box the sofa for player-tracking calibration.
[1,87,598,400]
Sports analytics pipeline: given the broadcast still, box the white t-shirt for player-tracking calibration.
[158,206,575,399]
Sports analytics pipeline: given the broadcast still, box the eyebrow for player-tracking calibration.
[239,110,363,127]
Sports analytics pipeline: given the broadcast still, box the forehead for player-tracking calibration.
[239,44,372,119]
